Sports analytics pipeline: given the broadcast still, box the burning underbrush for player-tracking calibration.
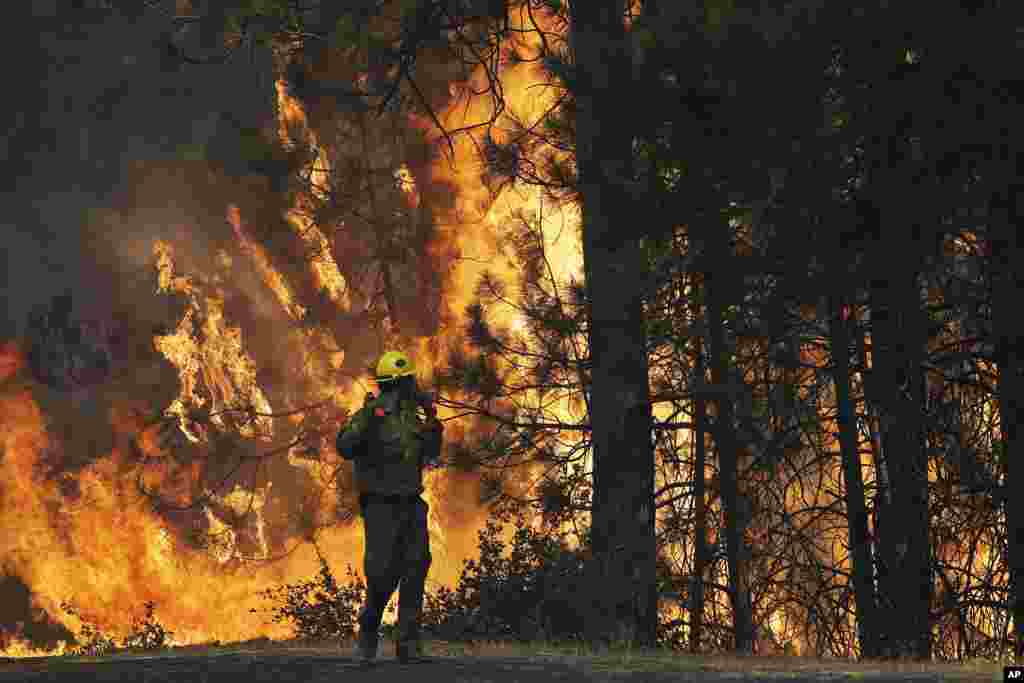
[0,230,491,657]
[35,507,687,658]
[57,600,173,658]
[0,3,594,660]
[0,264,596,659]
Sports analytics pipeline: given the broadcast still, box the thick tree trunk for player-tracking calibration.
[691,313,709,654]
[828,294,879,658]
[989,221,1024,658]
[570,0,658,650]
[704,220,755,654]
[867,270,932,659]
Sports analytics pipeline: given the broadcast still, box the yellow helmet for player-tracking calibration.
[374,350,415,383]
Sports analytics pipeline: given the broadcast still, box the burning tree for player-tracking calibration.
[3,0,1023,664]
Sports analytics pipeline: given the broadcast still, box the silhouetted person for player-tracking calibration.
[336,350,442,664]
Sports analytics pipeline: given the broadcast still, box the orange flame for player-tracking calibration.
[0,4,589,657]
[0,345,371,654]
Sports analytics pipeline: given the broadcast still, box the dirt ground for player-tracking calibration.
[0,645,1005,683]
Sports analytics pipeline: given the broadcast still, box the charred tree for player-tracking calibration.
[704,217,755,654]
[835,4,935,656]
[828,293,879,657]
[988,201,1024,658]
[690,298,710,654]
[569,0,658,651]
[865,263,932,659]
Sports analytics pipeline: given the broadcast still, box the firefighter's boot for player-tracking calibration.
[396,638,426,664]
[356,628,378,665]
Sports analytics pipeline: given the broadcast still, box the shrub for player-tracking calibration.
[257,509,693,650]
[121,601,175,651]
[419,512,592,645]
[251,547,392,641]
[252,510,593,646]
[60,600,173,657]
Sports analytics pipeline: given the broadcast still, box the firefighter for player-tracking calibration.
[336,351,443,665]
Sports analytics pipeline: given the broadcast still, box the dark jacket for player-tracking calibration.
[336,390,443,496]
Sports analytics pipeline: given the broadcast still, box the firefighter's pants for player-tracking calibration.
[357,493,432,646]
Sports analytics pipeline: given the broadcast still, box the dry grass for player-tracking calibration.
[9,636,1009,681]
[424,641,1008,679]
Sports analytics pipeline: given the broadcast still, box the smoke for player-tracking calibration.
[0,6,320,654]
[0,2,569,655]
[0,575,75,655]
[1,3,274,339]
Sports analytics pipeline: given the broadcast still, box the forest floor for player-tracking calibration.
[0,638,1010,682]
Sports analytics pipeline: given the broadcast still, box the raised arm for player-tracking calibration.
[337,405,373,460]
